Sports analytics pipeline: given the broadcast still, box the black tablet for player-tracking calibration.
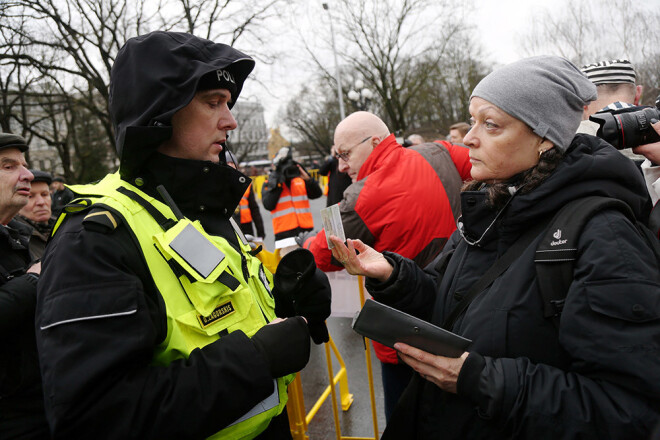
[351,299,471,358]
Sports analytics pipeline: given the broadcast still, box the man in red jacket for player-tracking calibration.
[306,111,467,421]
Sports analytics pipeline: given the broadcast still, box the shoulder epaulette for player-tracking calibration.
[82,208,122,233]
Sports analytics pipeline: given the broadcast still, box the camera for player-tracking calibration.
[277,157,300,180]
[590,95,660,150]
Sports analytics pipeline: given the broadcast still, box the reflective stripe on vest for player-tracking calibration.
[62,172,294,440]
[239,186,253,224]
[271,177,313,234]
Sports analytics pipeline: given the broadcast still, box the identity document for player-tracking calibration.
[320,204,346,249]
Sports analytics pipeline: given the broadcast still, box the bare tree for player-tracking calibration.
[282,7,489,148]
[405,33,489,138]
[282,78,340,158]
[303,0,472,133]
[520,0,660,105]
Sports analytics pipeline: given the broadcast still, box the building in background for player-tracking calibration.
[229,101,269,163]
[267,127,291,160]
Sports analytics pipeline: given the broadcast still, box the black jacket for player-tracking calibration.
[368,135,660,439]
[0,219,49,439]
[318,156,351,207]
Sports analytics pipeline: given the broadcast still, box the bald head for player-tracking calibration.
[334,112,391,182]
[335,111,390,144]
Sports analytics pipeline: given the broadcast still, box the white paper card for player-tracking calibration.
[320,204,346,249]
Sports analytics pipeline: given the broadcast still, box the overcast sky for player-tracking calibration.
[249,0,659,131]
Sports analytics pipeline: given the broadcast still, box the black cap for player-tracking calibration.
[30,170,53,185]
[0,133,28,152]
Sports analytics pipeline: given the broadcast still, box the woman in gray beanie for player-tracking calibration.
[331,55,660,439]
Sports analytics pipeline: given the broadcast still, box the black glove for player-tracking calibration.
[273,248,332,344]
[251,317,310,377]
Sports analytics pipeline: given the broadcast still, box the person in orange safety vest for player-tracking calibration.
[262,147,322,254]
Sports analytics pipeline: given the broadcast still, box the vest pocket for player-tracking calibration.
[173,285,260,340]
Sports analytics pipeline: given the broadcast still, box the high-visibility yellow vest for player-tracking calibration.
[271,177,313,234]
[56,172,294,440]
[239,186,253,224]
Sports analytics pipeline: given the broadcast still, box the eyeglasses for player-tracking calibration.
[335,136,372,162]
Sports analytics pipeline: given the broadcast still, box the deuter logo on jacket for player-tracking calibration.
[550,229,568,246]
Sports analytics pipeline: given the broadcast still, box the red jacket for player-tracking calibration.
[308,135,463,363]
[434,140,472,182]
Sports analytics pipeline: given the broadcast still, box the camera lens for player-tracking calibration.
[591,107,660,150]
[619,108,660,149]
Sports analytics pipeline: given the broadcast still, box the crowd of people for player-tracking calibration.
[2,28,660,440]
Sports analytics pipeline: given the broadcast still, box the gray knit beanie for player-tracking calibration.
[470,56,597,151]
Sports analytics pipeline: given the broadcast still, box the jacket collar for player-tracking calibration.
[128,153,250,237]
[356,134,400,181]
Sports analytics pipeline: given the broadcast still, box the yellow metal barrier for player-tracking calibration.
[285,275,379,440]
[256,247,280,274]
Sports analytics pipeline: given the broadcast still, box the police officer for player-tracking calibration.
[35,31,330,439]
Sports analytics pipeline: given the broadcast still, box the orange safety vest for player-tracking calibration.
[271,177,314,234]
[239,186,252,224]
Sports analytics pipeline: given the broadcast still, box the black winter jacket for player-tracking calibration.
[0,219,49,439]
[318,156,351,207]
[367,135,660,439]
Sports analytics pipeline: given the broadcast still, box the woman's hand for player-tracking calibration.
[395,342,469,394]
[328,236,393,282]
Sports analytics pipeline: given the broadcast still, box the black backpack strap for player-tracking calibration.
[534,196,635,326]
[442,219,550,331]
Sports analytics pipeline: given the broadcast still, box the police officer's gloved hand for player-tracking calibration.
[273,248,332,344]
[251,317,310,377]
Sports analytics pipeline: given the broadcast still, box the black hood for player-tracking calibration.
[109,31,255,179]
